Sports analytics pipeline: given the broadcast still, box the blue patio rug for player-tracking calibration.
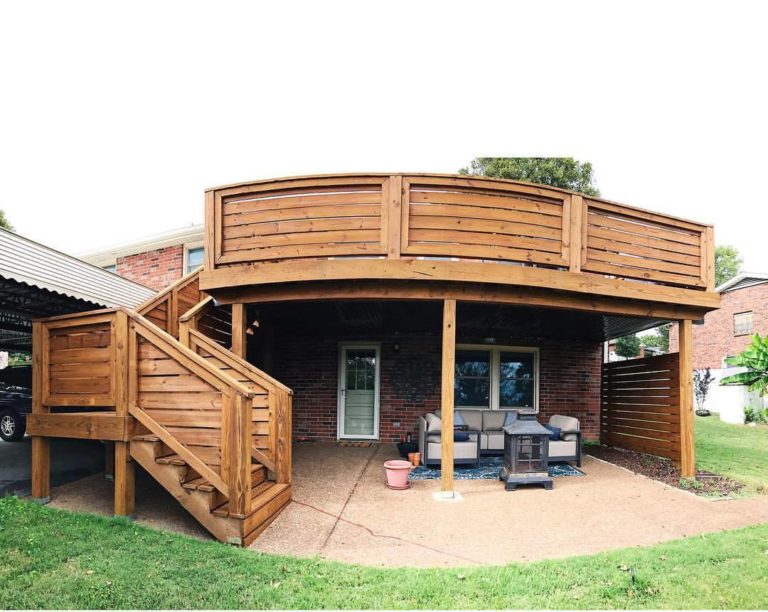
[409,455,584,481]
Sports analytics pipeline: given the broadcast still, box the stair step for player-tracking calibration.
[132,434,161,443]
[155,453,187,466]
[182,464,266,492]
[212,482,289,518]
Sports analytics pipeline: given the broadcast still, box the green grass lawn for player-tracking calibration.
[1,497,767,609]
[696,415,768,493]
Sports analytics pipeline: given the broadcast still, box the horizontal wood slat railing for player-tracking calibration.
[600,353,681,461]
[137,269,203,338]
[202,173,716,296]
[179,299,292,484]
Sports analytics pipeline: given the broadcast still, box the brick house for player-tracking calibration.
[669,272,768,369]
[669,272,768,423]
[79,224,204,291]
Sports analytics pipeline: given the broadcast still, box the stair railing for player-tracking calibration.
[179,298,293,485]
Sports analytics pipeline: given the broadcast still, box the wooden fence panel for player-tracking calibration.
[218,178,388,264]
[601,353,681,460]
[584,200,707,288]
[402,177,569,267]
[45,320,115,406]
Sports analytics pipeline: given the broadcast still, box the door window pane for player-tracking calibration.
[455,350,490,408]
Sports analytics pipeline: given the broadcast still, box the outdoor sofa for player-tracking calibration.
[419,409,582,467]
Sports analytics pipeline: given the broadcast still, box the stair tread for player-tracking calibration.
[155,453,186,466]
[212,482,289,518]
[181,463,266,492]
[132,434,161,443]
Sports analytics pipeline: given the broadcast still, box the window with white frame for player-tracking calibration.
[734,311,753,336]
[186,246,204,274]
[454,345,539,411]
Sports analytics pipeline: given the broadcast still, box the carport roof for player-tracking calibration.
[0,228,155,350]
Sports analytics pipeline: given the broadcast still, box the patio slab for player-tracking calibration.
[46,441,768,567]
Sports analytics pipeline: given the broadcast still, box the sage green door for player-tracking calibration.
[338,345,380,439]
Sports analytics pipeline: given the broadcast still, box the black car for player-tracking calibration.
[0,366,32,442]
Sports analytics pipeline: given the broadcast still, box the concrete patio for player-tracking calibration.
[48,441,768,567]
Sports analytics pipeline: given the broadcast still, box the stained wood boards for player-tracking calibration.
[601,353,682,461]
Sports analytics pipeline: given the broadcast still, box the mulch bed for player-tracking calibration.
[585,445,744,497]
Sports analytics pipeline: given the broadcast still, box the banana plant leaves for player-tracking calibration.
[720,333,768,396]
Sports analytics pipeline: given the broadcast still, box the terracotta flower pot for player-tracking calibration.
[384,459,413,489]
[408,452,421,467]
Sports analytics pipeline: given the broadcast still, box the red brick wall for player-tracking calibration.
[669,283,768,369]
[270,330,602,442]
[115,246,184,291]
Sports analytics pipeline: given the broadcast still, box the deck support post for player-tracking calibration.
[31,321,50,503]
[440,299,456,497]
[105,441,115,481]
[678,319,695,478]
[31,437,50,503]
[231,303,247,359]
[114,441,135,517]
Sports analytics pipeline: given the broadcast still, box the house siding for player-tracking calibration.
[669,282,768,369]
[270,330,602,442]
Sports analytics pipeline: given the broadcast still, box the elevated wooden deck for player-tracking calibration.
[199,173,718,315]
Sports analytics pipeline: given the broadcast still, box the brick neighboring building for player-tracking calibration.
[79,224,204,291]
[669,272,768,369]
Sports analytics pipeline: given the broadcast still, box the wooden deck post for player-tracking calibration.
[114,441,135,516]
[678,319,695,478]
[231,303,247,359]
[31,437,50,503]
[31,321,50,503]
[104,441,115,481]
[441,300,456,496]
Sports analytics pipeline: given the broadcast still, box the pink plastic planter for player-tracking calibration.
[384,460,413,489]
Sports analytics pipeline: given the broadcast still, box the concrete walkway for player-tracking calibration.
[47,441,768,568]
[249,442,768,567]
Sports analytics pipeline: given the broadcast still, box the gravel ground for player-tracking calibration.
[585,444,745,497]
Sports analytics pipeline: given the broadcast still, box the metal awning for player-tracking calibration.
[0,228,155,350]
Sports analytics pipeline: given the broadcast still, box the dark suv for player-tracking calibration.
[0,366,32,442]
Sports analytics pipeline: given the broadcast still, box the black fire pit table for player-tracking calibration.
[499,414,553,491]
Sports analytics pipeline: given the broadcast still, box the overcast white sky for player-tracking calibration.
[1,1,766,270]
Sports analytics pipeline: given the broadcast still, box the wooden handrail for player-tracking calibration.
[125,309,254,398]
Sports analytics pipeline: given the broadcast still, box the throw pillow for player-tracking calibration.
[426,413,442,433]
[454,410,465,426]
[454,432,470,442]
[543,424,561,441]
[503,411,518,427]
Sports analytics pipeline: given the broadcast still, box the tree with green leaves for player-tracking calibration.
[642,324,670,353]
[0,209,12,231]
[459,157,600,196]
[721,334,768,396]
[615,335,642,359]
[715,245,743,287]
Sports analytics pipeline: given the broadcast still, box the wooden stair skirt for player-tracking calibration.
[130,435,291,546]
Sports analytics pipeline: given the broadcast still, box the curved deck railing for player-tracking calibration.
[200,173,716,305]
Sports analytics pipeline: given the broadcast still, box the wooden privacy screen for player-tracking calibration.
[43,315,116,407]
[584,199,710,288]
[217,177,388,264]
[601,354,681,461]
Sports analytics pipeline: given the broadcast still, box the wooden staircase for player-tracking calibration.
[130,434,290,546]
[33,270,293,546]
